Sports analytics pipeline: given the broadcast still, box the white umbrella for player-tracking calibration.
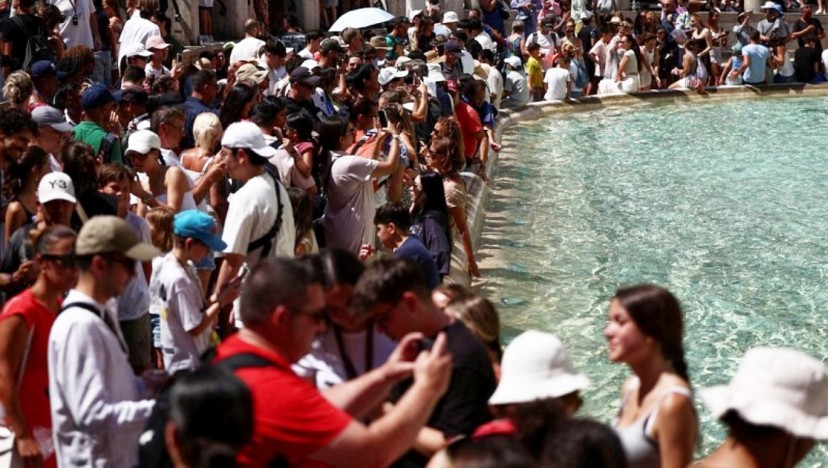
[329,7,394,32]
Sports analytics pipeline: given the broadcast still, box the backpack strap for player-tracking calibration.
[246,167,284,257]
[215,352,274,371]
[60,302,128,354]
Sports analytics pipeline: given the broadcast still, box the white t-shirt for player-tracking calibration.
[116,213,152,322]
[151,252,212,373]
[222,171,296,264]
[293,325,397,389]
[229,37,266,65]
[145,62,170,79]
[590,40,608,77]
[487,67,504,109]
[474,31,496,52]
[323,154,379,256]
[543,67,571,101]
[117,12,160,64]
[160,148,181,168]
[49,0,96,48]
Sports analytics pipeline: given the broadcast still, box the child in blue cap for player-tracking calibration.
[149,210,241,372]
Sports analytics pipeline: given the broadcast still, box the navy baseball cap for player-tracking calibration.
[31,60,66,80]
[173,210,227,251]
[113,85,148,105]
[81,83,115,110]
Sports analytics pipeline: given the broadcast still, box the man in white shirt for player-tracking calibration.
[526,16,560,70]
[259,38,288,96]
[212,122,295,327]
[479,50,503,108]
[117,0,160,66]
[543,54,572,100]
[229,19,265,65]
[502,56,530,108]
[49,0,102,49]
[48,216,161,466]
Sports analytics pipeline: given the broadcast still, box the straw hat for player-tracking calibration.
[699,347,828,440]
[489,331,590,405]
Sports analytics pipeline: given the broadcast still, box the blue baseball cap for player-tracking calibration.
[173,210,227,251]
[81,83,115,110]
[30,60,66,80]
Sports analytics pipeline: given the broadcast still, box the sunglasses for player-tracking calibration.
[42,253,77,268]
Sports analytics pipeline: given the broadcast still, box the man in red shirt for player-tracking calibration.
[214,257,452,467]
[450,80,489,176]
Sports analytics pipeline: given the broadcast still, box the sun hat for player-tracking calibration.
[489,330,590,405]
[504,56,522,69]
[145,35,171,50]
[173,210,227,251]
[221,121,278,159]
[408,8,423,21]
[31,106,73,132]
[369,36,392,50]
[126,130,161,154]
[38,172,77,204]
[609,16,622,24]
[442,11,460,24]
[76,215,161,260]
[699,346,828,440]
[81,83,115,110]
[122,43,153,58]
[235,63,268,84]
[378,66,409,86]
[425,62,446,82]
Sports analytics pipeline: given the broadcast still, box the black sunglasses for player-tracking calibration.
[42,253,77,268]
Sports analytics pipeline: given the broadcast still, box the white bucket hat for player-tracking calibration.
[489,330,590,405]
[699,346,828,440]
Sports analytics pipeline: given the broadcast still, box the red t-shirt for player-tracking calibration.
[454,102,483,161]
[215,335,352,467]
[0,289,58,468]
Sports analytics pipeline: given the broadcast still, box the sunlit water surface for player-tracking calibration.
[479,96,828,464]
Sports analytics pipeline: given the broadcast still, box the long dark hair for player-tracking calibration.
[623,34,645,72]
[613,284,690,382]
[316,115,351,192]
[219,82,257,130]
[413,171,451,244]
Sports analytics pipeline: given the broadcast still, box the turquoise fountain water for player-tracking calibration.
[479,96,828,464]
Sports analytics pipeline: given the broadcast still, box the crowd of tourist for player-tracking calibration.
[0,0,827,466]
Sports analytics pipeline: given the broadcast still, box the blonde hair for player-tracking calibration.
[445,295,501,348]
[193,112,223,150]
[3,71,33,108]
[146,206,175,253]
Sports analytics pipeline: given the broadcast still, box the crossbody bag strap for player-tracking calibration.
[60,302,128,354]
[246,169,283,257]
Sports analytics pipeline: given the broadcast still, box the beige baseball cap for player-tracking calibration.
[76,215,161,260]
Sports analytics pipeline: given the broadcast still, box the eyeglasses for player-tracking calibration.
[42,253,77,268]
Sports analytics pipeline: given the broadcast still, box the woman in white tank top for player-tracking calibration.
[127,129,198,216]
[605,284,698,468]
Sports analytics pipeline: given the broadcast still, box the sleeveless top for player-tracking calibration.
[612,377,693,468]
[180,156,214,213]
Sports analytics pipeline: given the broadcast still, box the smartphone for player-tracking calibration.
[417,338,434,352]
[378,109,388,128]
[176,52,183,63]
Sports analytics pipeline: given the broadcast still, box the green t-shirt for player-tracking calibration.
[72,120,123,164]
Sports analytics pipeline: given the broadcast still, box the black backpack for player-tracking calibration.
[137,351,290,468]
[12,16,56,72]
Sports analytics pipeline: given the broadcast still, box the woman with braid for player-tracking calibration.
[604,284,698,468]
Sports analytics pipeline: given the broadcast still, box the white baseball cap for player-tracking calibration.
[504,56,522,69]
[38,172,77,204]
[221,121,277,158]
[122,43,153,58]
[126,130,161,154]
[378,67,409,86]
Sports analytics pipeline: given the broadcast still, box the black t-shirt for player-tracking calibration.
[793,17,824,51]
[794,46,821,82]
[391,321,497,467]
[0,13,43,71]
